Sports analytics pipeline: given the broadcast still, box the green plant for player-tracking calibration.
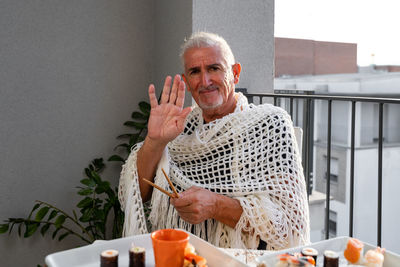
[0,101,151,244]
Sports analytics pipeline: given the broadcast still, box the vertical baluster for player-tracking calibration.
[377,103,383,246]
[325,100,332,239]
[290,98,294,119]
[349,101,356,237]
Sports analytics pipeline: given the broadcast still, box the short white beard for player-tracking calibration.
[198,95,223,109]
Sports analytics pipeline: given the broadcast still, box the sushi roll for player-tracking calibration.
[274,253,290,267]
[344,238,364,265]
[184,252,207,267]
[323,250,338,267]
[301,247,318,265]
[100,249,118,267]
[129,246,145,267]
[298,256,316,266]
[364,247,385,267]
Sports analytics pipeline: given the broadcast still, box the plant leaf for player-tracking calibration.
[79,210,93,222]
[48,210,58,221]
[107,155,125,162]
[84,168,92,178]
[77,197,93,209]
[72,210,78,221]
[123,121,147,129]
[113,143,130,151]
[0,224,9,234]
[35,207,50,221]
[52,228,60,239]
[131,111,147,120]
[78,188,93,196]
[28,203,41,219]
[40,223,50,236]
[91,171,102,184]
[58,231,69,241]
[54,215,66,228]
[92,158,105,171]
[24,223,38,238]
[117,133,133,139]
[139,101,151,115]
[80,178,95,187]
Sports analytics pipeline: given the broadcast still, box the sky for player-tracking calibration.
[274,0,400,66]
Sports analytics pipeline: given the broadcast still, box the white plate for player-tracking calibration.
[45,229,248,267]
[256,236,400,267]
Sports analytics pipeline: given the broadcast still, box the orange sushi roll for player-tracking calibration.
[184,252,207,267]
[344,237,364,264]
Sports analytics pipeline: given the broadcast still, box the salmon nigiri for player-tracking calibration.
[344,237,364,264]
[364,247,385,267]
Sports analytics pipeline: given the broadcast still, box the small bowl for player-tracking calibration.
[151,229,190,267]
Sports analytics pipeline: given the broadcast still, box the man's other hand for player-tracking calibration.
[170,186,217,225]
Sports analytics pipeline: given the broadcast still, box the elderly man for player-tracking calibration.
[118,32,310,250]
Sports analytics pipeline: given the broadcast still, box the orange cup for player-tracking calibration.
[151,229,190,267]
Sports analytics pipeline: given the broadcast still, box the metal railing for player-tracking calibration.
[243,91,400,246]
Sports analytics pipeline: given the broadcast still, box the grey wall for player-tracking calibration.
[153,0,193,105]
[0,1,154,266]
[193,0,275,93]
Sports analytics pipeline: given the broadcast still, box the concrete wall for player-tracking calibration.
[192,0,275,94]
[153,0,193,105]
[0,1,154,266]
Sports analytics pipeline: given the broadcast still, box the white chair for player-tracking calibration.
[293,126,303,156]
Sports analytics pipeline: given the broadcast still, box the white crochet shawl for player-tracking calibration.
[118,93,310,250]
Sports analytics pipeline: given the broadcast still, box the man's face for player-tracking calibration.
[182,46,239,111]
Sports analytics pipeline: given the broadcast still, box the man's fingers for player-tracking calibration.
[169,75,180,104]
[160,76,172,104]
[171,195,192,208]
[175,80,186,108]
[148,84,158,109]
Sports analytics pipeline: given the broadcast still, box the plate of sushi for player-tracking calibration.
[45,229,248,267]
[255,236,400,267]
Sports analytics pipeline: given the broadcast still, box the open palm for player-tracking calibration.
[147,75,192,145]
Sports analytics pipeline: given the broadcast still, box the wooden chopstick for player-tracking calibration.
[142,178,176,198]
[161,168,179,198]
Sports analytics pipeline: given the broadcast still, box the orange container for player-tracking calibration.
[151,229,190,267]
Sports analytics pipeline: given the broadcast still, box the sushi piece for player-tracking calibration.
[298,256,316,266]
[184,252,207,267]
[323,250,339,267]
[301,247,318,265]
[344,238,364,264]
[129,246,145,267]
[100,249,118,267]
[274,253,290,267]
[185,243,196,255]
[364,247,385,267]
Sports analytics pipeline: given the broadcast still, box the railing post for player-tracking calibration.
[349,101,356,237]
[325,99,332,239]
[377,103,384,246]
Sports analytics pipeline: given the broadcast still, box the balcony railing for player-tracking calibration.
[243,90,400,247]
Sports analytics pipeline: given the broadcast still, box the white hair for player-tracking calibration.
[180,32,235,68]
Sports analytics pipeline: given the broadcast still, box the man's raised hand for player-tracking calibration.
[147,75,192,146]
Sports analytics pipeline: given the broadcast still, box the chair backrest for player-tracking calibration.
[293,127,303,156]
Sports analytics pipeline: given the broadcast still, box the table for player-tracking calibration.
[221,248,272,266]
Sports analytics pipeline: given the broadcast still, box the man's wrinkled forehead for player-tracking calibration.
[183,46,229,70]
